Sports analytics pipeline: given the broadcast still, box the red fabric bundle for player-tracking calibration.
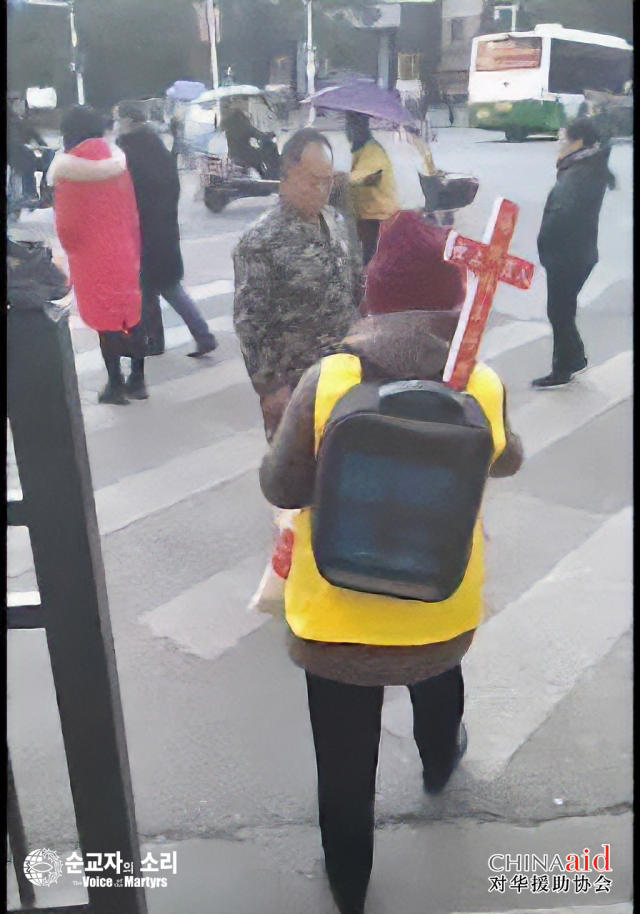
[363,210,466,315]
[54,138,142,332]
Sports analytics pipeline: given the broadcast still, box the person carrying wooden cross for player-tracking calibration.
[258,206,527,914]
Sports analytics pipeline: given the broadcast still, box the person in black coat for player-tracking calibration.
[533,117,616,389]
[8,109,54,201]
[116,101,217,358]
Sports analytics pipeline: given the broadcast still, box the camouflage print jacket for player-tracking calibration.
[233,199,362,397]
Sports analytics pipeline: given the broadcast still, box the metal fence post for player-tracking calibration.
[7,294,148,914]
[7,750,37,909]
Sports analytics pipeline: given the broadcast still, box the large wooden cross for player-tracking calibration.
[442,198,535,390]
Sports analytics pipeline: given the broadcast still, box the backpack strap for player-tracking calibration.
[467,362,506,462]
[314,354,362,455]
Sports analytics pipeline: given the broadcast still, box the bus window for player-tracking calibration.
[475,37,542,71]
[548,40,632,95]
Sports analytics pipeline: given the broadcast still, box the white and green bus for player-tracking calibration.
[468,24,632,141]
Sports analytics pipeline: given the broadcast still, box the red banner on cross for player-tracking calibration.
[442,197,534,391]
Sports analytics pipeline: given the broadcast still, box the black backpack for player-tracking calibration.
[311,378,494,603]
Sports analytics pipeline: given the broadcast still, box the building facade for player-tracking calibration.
[438,0,484,96]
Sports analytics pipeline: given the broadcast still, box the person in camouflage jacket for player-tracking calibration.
[233,128,362,440]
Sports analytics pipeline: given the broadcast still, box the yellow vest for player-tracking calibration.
[350,139,399,221]
[284,353,506,646]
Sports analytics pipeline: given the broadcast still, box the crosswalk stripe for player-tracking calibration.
[138,553,269,661]
[480,320,549,361]
[382,508,631,779]
[463,507,631,780]
[511,351,631,459]
[80,356,250,434]
[93,426,265,537]
[73,314,235,376]
[68,279,233,330]
[7,425,266,579]
[188,279,234,301]
[7,346,631,580]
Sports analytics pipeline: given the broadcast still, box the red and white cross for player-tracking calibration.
[442,197,535,391]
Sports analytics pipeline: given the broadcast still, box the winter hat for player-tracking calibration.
[363,209,466,315]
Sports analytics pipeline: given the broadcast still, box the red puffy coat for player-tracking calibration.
[53,138,142,332]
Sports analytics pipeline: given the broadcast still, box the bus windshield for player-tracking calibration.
[475,37,542,71]
[548,40,632,95]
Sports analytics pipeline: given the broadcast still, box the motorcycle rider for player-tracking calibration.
[220,99,278,178]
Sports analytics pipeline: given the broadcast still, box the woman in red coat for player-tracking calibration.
[50,105,147,404]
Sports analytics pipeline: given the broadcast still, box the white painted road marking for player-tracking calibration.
[8,350,631,579]
[382,508,632,784]
[139,553,269,661]
[463,508,632,780]
[73,314,235,376]
[479,320,549,361]
[511,350,632,458]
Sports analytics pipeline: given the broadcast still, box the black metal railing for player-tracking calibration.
[7,252,148,914]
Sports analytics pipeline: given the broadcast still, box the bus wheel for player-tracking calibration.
[505,126,528,142]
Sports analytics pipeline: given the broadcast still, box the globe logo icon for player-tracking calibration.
[23,848,64,887]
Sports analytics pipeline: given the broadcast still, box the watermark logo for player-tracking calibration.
[22,848,177,889]
[487,845,613,897]
[23,848,64,887]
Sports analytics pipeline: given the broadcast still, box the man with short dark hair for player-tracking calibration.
[233,128,362,439]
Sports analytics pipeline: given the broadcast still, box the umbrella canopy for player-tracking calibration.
[166,81,206,101]
[303,81,415,126]
[193,85,265,105]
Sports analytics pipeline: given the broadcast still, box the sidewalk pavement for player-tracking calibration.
[8,811,631,914]
[141,810,633,914]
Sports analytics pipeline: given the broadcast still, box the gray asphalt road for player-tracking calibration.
[7,128,632,914]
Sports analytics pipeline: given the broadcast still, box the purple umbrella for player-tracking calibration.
[304,81,416,126]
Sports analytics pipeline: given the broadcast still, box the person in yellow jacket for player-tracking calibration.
[346,110,399,265]
[259,211,523,914]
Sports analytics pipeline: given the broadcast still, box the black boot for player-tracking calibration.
[125,358,149,399]
[99,357,129,405]
[99,382,129,405]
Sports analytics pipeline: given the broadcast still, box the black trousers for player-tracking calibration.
[306,666,464,914]
[545,262,593,376]
[357,219,381,266]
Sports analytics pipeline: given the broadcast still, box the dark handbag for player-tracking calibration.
[7,240,70,310]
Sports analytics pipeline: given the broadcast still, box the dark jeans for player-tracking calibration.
[141,280,215,353]
[19,146,55,198]
[306,665,464,914]
[545,262,593,376]
[357,219,381,266]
